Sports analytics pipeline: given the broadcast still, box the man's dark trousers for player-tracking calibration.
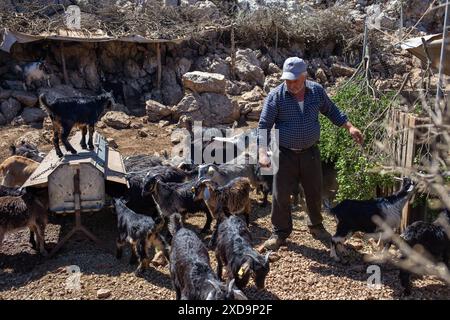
[271,145,323,239]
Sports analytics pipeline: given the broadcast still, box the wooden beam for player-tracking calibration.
[156,43,162,90]
[60,42,69,85]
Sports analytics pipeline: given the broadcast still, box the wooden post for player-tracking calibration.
[156,43,162,90]
[231,24,236,80]
[60,42,69,85]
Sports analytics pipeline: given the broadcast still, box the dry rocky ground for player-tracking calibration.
[0,121,449,300]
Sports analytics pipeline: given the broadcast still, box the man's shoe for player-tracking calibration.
[309,224,331,241]
[262,234,286,251]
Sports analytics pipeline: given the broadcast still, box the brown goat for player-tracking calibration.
[193,177,252,225]
[0,156,39,187]
[0,188,49,256]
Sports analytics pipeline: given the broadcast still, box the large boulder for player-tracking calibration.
[263,75,283,94]
[173,92,240,126]
[241,86,265,102]
[12,91,38,107]
[101,111,131,129]
[161,67,184,106]
[21,107,47,124]
[330,63,356,78]
[234,49,265,87]
[0,98,22,123]
[182,71,226,94]
[146,99,173,122]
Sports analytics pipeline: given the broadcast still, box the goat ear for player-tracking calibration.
[203,187,211,201]
[264,251,272,264]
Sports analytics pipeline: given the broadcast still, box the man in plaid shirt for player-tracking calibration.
[258,57,364,251]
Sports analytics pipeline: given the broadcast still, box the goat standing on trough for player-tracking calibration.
[39,92,114,157]
[0,188,49,256]
[215,214,271,290]
[168,213,247,300]
[324,177,415,262]
[142,176,213,234]
[114,198,169,276]
[398,208,450,295]
[0,156,39,187]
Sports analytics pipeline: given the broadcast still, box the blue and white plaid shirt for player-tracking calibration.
[258,80,348,150]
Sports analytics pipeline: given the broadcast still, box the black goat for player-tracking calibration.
[215,214,270,290]
[0,188,49,256]
[325,177,415,262]
[142,176,213,234]
[39,92,114,157]
[168,213,247,300]
[398,208,450,295]
[10,141,45,162]
[114,198,169,276]
[124,165,195,217]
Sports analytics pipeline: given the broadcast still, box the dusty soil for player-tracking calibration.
[0,121,449,300]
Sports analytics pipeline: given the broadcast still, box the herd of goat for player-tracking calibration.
[0,92,449,298]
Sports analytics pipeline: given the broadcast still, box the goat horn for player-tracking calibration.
[265,251,272,264]
[228,278,236,293]
[207,279,221,292]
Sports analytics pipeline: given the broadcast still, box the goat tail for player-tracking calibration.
[38,93,51,113]
[169,213,183,235]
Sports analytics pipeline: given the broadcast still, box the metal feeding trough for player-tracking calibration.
[23,132,127,256]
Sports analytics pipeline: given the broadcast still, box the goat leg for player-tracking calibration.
[61,127,77,155]
[215,252,223,280]
[53,131,63,158]
[399,265,412,296]
[129,244,138,265]
[88,125,95,150]
[34,223,48,257]
[330,237,341,262]
[29,228,37,250]
[80,125,88,149]
[116,238,125,259]
[200,209,213,234]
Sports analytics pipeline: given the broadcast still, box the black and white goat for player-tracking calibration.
[324,177,415,262]
[114,198,169,276]
[168,213,247,300]
[398,208,450,295]
[215,214,271,290]
[39,92,114,157]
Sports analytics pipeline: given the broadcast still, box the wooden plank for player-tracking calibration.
[396,110,403,166]
[60,42,69,85]
[401,112,409,168]
[156,43,162,90]
[405,115,416,168]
